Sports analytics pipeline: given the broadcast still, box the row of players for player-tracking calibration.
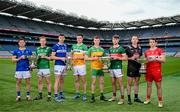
[12,34,165,107]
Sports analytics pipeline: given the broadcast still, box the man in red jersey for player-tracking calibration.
[144,38,165,108]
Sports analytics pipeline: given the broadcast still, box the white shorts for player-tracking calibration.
[15,71,31,79]
[37,69,50,77]
[73,65,86,76]
[54,65,67,76]
[109,69,123,78]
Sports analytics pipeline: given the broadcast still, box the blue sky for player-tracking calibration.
[23,0,180,22]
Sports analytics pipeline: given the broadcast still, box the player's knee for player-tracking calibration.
[100,80,104,85]
[147,83,152,88]
[38,80,43,85]
[92,81,96,86]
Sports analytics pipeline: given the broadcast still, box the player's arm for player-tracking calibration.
[84,49,98,61]
[156,54,166,63]
[12,54,25,62]
[12,55,19,62]
[118,53,128,61]
[85,54,94,60]
[51,52,66,61]
[41,54,51,60]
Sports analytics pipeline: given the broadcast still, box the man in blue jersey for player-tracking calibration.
[12,38,32,102]
[51,34,68,102]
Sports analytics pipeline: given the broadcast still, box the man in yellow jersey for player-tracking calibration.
[71,33,88,101]
[86,36,107,103]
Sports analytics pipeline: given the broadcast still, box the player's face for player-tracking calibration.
[131,36,139,45]
[40,38,46,46]
[59,36,65,43]
[77,36,83,44]
[149,40,157,48]
[112,38,119,45]
[18,40,25,48]
[94,38,100,46]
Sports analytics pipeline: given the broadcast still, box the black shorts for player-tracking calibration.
[127,68,141,77]
[127,64,141,77]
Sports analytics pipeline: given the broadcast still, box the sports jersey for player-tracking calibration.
[144,48,165,69]
[71,43,88,66]
[52,43,67,66]
[35,46,51,69]
[109,46,126,69]
[125,45,142,70]
[12,48,32,71]
[86,46,105,70]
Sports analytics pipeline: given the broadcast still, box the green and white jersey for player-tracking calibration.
[35,46,51,69]
[71,43,88,66]
[109,46,126,69]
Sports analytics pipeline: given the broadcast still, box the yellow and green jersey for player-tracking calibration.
[86,46,105,70]
[35,46,51,69]
[71,43,88,66]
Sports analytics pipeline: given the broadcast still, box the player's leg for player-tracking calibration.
[153,69,163,107]
[16,78,22,102]
[59,75,65,99]
[144,81,152,104]
[54,75,60,99]
[155,81,163,107]
[108,70,116,101]
[127,76,133,104]
[45,75,52,101]
[81,75,87,101]
[108,77,117,101]
[34,76,43,100]
[73,75,81,99]
[134,77,143,103]
[117,77,124,105]
[25,78,31,101]
[96,70,106,101]
[90,76,96,103]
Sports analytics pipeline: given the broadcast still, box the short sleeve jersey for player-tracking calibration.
[52,43,68,66]
[12,48,32,71]
[144,48,165,69]
[71,43,88,66]
[35,46,51,69]
[125,45,142,70]
[86,46,105,70]
[109,46,126,69]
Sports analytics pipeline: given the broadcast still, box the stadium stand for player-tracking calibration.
[0,0,179,57]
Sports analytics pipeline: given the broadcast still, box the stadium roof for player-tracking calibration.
[0,0,180,29]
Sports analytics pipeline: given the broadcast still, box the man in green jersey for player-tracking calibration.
[86,36,107,103]
[71,33,88,101]
[34,36,52,101]
[108,35,127,105]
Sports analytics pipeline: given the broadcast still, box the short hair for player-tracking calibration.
[132,35,139,39]
[18,37,26,43]
[93,35,100,39]
[77,33,83,38]
[149,37,157,42]
[59,33,64,36]
[39,36,46,40]
[112,35,120,39]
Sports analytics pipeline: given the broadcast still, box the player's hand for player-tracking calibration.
[92,57,99,60]
[155,56,161,62]
[18,55,25,60]
[40,55,46,58]
[130,56,135,60]
[60,57,66,61]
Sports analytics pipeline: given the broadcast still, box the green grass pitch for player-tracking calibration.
[0,57,180,111]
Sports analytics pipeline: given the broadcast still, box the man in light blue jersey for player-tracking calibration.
[12,38,32,102]
[51,34,68,102]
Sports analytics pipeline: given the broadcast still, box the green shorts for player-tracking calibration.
[92,69,104,77]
